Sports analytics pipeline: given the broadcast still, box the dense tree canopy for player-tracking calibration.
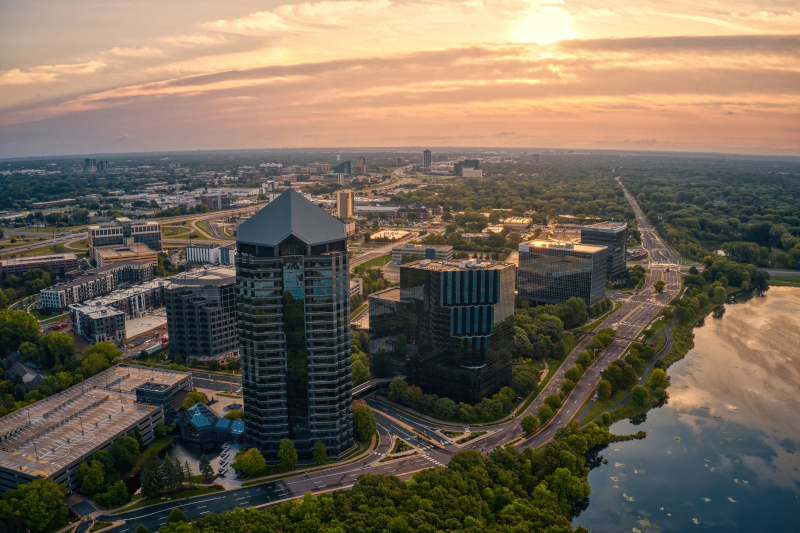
[157,421,620,533]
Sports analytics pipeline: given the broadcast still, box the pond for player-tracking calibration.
[574,287,800,532]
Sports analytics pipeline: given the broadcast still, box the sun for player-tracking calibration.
[515,9,576,44]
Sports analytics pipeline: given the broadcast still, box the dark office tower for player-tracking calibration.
[454,159,479,177]
[85,158,97,168]
[97,160,110,171]
[334,160,351,175]
[369,258,515,404]
[423,150,432,169]
[236,190,353,459]
[580,222,628,278]
[165,267,238,361]
[517,241,607,308]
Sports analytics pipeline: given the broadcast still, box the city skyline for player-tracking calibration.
[1,0,798,157]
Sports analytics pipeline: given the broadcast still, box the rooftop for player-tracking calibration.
[0,253,78,266]
[403,258,513,272]
[95,243,156,260]
[238,189,346,247]
[584,221,628,232]
[0,365,189,478]
[393,243,453,250]
[165,266,235,287]
[521,240,608,253]
[370,287,401,301]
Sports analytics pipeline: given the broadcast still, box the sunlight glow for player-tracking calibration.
[515,9,576,44]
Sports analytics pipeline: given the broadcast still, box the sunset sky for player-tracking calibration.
[0,0,798,157]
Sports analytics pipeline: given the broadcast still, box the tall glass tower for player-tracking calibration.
[236,190,353,459]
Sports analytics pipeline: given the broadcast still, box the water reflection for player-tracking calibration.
[574,288,800,532]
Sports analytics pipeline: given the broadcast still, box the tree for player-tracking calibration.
[711,286,727,304]
[0,479,68,533]
[110,436,140,474]
[223,409,244,420]
[136,526,151,533]
[140,454,163,499]
[167,508,188,525]
[184,461,194,486]
[278,440,298,471]
[434,397,457,419]
[510,368,539,397]
[521,415,540,435]
[161,452,179,492]
[199,454,214,480]
[80,341,122,375]
[631,385,650,407]
[182,391,208,410]
[647,368,670,390]
[575,351,593,369]
[0,309,41,359]
[564,365,583,383]
[353,400,377,442]
[560,379,575,393]
[233,448,266,476]
[597,379,613,400]
[173,354,184,365]
[537,404,554,424]
[77,460,105,496]
[544,393,562,411]
[654,280,665,293]
[313,441,327,465]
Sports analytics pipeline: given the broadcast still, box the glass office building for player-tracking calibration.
[517,241,607,308]
[369,259,515,404]
[580,222,628,278]
[236,190,353,459]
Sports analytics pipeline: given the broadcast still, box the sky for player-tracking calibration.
[0,0,798,158]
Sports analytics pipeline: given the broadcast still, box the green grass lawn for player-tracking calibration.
[111,486,223,514]
[579,387,629,426]
[768,275,800,286]
[350,303,368,320]
[163,226,192,237]
[1,242,82,258]
[642,319,668,343]
[196,220,213,236]
[355,254,392,270]
[31,310,69,322]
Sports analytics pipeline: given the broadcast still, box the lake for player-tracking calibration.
[574,287,800,532]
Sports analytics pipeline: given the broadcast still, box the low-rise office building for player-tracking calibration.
[517,240,607,307]
[503,217,532,231]
[88,218,162,261]
[185,243,236,265]
[0,253,80,278]
[0,365,190,494]
[391,243,453,263]
[349,278,363,299]
[94,243,158,267]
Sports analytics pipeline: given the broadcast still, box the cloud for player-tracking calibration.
[157,33,230,47]
[104,46,165,58]
[0,61,106,85]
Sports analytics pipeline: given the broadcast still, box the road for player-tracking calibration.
[98,176,683,529]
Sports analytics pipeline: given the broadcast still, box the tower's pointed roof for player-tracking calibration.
[237,189,346,246]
